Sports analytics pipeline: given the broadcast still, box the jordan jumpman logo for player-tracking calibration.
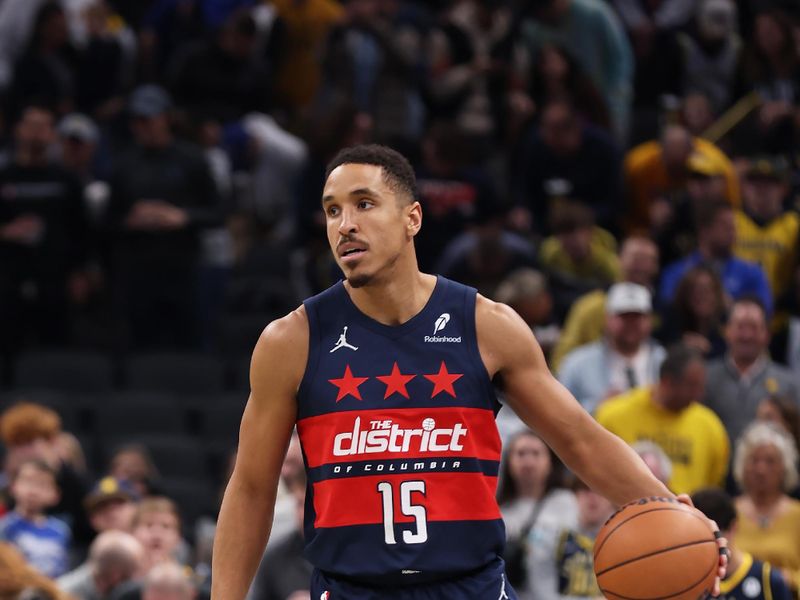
[330,326,358,353]
[498,574,510,600]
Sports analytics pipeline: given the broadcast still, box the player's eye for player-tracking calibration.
[327,205,340,217]
[358,199,373,209]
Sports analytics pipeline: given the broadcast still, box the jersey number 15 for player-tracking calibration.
[377,480,428,544]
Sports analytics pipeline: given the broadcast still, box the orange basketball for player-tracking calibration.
[593,497,718,600]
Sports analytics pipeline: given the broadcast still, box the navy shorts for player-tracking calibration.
[310,558,518,600]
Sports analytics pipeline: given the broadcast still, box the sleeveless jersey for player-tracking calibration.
[297,276,505,586]
[719,553,791,600]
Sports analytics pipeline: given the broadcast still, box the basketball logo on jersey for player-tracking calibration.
[330,326,358,353]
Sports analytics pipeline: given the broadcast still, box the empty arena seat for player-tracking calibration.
[95,393,187,438]
[102,434,208,480]
[123,352,225,394]
[197,401,245,444]
[216,313,271,357]
[14,351,115,393]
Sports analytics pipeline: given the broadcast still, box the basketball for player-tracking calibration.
[593,497,718,600]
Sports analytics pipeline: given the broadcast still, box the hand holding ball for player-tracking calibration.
[593,497,719,600]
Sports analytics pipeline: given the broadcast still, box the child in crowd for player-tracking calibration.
[133,497,183,571]
[0,459,71,578]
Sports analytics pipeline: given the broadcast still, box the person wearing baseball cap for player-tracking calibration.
[733,155,797,300]
[84,476,139,534]
[128,84,172,119]
[108,83,222,348]
[557,282,666,414]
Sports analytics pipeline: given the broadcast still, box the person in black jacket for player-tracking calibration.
[107,85,222,349]
[0,102,89,350]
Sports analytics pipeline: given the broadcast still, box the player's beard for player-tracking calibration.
[345,251,401,288]
[347,272,372,288]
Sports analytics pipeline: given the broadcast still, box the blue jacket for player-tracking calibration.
[659,252,773,315]
[557,339,666,415]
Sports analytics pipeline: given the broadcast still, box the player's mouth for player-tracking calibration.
[338,242,368,264]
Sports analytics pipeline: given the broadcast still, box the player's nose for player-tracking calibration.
[338,206,359,235]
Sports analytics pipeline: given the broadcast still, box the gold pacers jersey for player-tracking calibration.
[734,210,800,300]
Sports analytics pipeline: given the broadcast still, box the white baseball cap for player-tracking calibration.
[606,283,652,315]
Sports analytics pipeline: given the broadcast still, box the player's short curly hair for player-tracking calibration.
[0,402,61,446]
[325,144,418,204]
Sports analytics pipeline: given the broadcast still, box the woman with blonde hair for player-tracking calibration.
[734,422,800,595]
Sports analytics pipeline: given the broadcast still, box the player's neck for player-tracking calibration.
[345,267,437,327]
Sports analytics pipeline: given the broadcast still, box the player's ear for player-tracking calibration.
[406,201,422,238]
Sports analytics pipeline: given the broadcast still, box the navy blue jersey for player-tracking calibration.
[556,530,601,597]
[719,554,792,600]
[297,276,505,586]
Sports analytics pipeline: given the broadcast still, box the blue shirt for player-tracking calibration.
[0,510,71,577]
[659,252,773,315]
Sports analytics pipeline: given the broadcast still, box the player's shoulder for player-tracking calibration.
[475,294,541,366]
[250,305,309,388]
[475,293,526,334]
[252,305,309,373]
[259,304,309,343]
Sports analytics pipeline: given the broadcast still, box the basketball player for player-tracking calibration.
[212,145,725,600]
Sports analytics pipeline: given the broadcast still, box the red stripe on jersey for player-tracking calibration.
[312,472,501,527]
[297,407,501,468]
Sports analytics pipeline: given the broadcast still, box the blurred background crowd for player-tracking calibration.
[0,0,799,598]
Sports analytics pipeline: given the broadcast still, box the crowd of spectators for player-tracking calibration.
[0,0,799,598]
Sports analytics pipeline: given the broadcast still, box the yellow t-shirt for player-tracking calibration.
[734,210,800,300]
[736,499,800,593]
[595,387,730,494]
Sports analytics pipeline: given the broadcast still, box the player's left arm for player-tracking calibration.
[476,295,728,588]
[476,295,670,506]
